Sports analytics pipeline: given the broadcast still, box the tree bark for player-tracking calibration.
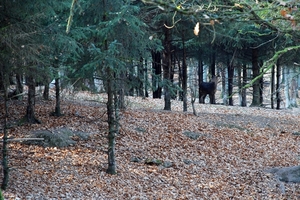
[251,48,261,107]
[106,67,117,175]
[276,60,281,109]
[227,61,234,106]
[271,65,275,109]
[52,78,63,116]
[241,64,247,107]
[238,66,242,106]
[198,58,203,103]
[1,69,9,190]
[43,82,50,100]
[144,58,149,98]
[151,51,162,99]
[182,35,187,112]
[290,66,298,107]
[15,73,23,100]
[210,46,216,76]
[221,65,228,105]
[24,75,41,124]
[162,25,172,110]
[283,65,290,108]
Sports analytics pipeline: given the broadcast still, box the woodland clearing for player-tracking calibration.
[1,92,300,199]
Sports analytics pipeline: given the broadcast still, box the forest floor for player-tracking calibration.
[1,92,300,199]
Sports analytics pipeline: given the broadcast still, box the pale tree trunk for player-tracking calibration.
[221,65,228,105]
[289,66,298,107]
[283,65,290,108]
[271,65,275,109]
[189,62,197,116]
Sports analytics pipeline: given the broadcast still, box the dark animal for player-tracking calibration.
[199,76,218,104]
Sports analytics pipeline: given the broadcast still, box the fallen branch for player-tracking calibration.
[0,138,44,142]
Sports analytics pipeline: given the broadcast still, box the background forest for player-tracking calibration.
[0,0,300,199]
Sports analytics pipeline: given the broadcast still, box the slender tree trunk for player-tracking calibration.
[43,82,50,100]
[162,26,172,110]
[283,65,290,108]
[15,73,23,100]
[259,69,264,105]
[1,70,9,190]
[290,66,298,107]
[176,56,182,101]
[52,77,63,116]
[221,65,228,105]
[106,67,117,175]
[210,46,216,76]
[102,0,116,175]
[198,58,203,103]
[24,75,41,124]
[241,64,247,107]
[271,65,275,109]
[151,51,162,99]
[137,57,144,97]
[182,36,187,112]
[251,48,261,106]
[276,61,281,109]
[227,61,234,106]
[238,67,242,105]
[144,59,149,98]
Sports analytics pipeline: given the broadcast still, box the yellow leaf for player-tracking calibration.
[194,22,200,36]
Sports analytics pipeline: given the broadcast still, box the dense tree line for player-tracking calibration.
[0,0,300,188]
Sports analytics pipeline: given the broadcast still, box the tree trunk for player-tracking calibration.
[162,25,172,111]
[43,82,50,100]
[23,75,41,124]
[221,65,228,105]
[241,64,247,107]
[259,69,264,105]
[54,78,63,116]
[251,48,261,107]
[210,46,216,76]
[1,70,9,190]
[15,73,23,100]
[283,66,290,108]
[238,67,242,106]
[276,60,281,109]
[271,65,275,109]
[182,36,187,112]
[227,61,234,106]
[137,58,144,97]
[198,58,203,103]
[290,66,298,107]
[151,51,162,99]
[106,67,117,175]
[144,58,149,98]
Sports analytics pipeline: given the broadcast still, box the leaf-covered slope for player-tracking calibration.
[1,95,300,199]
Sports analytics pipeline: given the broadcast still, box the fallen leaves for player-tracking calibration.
[0,94,300,199]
